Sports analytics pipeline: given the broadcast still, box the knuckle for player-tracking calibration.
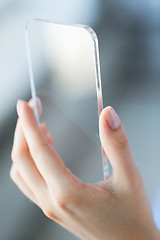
[114,136,129,151]
[43,208,57,220]
[11,149,24,163]
[43,208,61,222]
[10,165,19,181]
[11,150,17,162]
[54,190,77,214]
[52,178,85,214]
[40,199,59,221]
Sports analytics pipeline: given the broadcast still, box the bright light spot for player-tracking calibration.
[44,23,96,99]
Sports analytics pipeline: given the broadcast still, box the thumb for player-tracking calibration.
[99,106,139,185]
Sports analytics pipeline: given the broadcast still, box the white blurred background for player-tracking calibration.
[0,0,160,239]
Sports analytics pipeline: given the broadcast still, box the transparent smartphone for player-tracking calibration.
[25,19,108,182]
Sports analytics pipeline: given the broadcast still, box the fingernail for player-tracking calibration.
[104,107,120,129]
[17,100,23,116]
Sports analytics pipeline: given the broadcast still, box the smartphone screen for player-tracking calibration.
[25,19,108,182]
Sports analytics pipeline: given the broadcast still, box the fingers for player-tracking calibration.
[12,119,28,155]
[10,164,40,206]
[16,100,69,187]
[12,130,47,197]
[99,106,139,185]
[40,123,54,146]
[12,116,47,198]
[12,98,50,154]
[29,98,53,146]
[12,121,53,196]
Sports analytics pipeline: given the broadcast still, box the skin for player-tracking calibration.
[10,100,160,240]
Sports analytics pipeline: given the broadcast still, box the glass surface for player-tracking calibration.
[25,19,108,181]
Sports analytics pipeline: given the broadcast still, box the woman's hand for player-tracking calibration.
[10,100,159,240]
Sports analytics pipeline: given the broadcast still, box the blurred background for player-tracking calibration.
[0,0,160,239]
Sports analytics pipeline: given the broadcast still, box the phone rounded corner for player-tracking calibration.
[81,25,98,43]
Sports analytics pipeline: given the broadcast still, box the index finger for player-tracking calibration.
[16,100,69,187]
